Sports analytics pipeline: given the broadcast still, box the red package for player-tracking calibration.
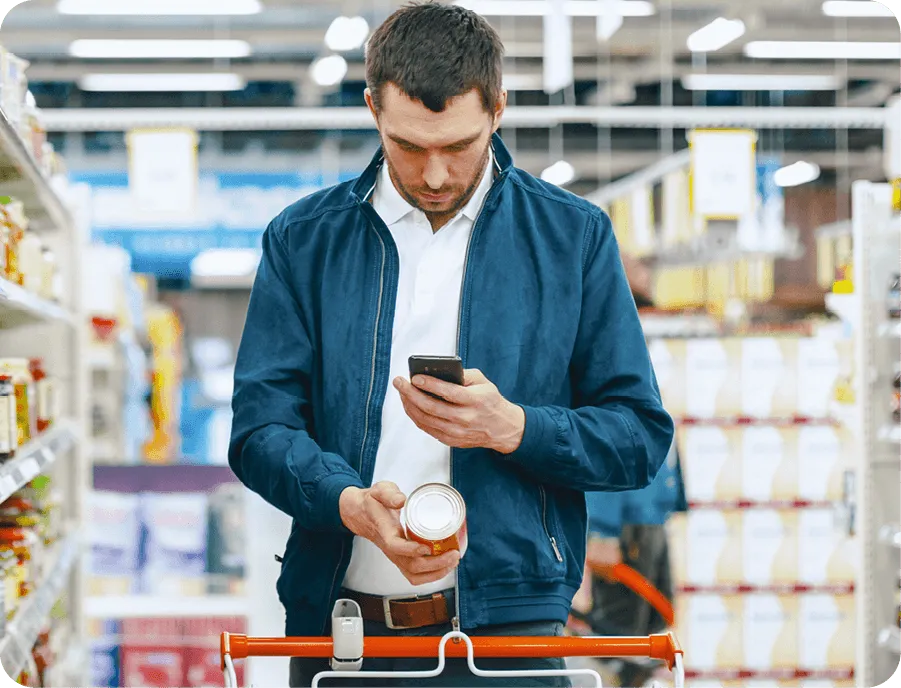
[120,647,183,688]
[183,616,247,687]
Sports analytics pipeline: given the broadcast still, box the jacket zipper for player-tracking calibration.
[539,485,564,563]
[323,211,387,633]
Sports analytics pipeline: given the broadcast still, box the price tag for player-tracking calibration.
[690,129,757,220]
[2,474,17,495]
[21,458,39,481]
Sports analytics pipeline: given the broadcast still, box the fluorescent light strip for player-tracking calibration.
[773,161,821,187]
[69,39,252,59]
[686,17,746,53]
[682,74,840,91]
[822,0,894,17]
[454,0,655,17]
[745,40,901,60]
[58,0,263,14]
[80,73,246,92]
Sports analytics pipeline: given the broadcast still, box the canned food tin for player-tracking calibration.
[403,483,467,556]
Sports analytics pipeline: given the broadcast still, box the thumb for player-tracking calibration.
[463,368,488,386]
[370,481,406,509]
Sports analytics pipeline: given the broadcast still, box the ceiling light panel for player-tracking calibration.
[80,73,246,92]
[58,0,263,14]
[686,18,746,53]
[454,0,655,17]
[69,40,253,59]
[821,0,894,16]
[682,74,841,90]
[744,40,901,60]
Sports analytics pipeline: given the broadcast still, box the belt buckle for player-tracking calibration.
[382,593,419,630]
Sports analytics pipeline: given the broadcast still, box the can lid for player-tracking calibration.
[406,483,465,540]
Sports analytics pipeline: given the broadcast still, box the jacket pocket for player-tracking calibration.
[538,485,564,564]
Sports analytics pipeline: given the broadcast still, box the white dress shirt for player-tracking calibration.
[342,152,494,596]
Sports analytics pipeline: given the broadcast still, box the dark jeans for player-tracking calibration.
[288,619,570,687]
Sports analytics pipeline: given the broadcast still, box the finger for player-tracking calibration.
[403,550,461,575]
[401,381,461,419]
[383,531,432,559]
[411,375,469,405]
[463,368,489,386]
[369,481,406,509]
[406,566,460,587]
[401,397,464,441]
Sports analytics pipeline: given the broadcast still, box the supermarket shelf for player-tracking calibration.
[688,498,835,510]
[878,425,901,443]
[877,626,901,654]
[878,525,901,548]
[678,582,854,595]
[0,278,73,328]
[0,421,77,503]
[84,595,249,619]
[684,667,854,681]
[0,533,79,679]
[676,416,839,427]
[0,109,73,233]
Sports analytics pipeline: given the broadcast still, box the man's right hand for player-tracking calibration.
[339,481,461,586]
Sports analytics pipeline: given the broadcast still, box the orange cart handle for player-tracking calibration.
[221,632,683,671]
[591,562,675,627]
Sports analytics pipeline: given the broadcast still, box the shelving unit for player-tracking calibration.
[84,595,249,619]
[0,102,86,685]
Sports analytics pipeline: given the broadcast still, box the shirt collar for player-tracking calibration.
[373,147,495,227]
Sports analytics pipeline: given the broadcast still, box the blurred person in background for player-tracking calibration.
[228,3,674,686]
[569,256,688,688]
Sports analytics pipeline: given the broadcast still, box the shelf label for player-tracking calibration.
[127,128,199,220]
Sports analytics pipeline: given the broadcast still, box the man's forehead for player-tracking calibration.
[379,87,489,146]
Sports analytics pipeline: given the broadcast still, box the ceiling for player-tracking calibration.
[3,0,899,193]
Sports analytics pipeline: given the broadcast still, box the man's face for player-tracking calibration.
[366,84,505,226]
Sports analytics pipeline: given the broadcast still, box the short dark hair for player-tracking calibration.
[365,2,504,114]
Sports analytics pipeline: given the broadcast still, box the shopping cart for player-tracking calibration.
[219,599,684,688]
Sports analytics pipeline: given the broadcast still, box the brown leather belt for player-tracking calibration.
[342,589,452,630]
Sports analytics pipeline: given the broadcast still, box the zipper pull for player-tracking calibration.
[550,537,564,563]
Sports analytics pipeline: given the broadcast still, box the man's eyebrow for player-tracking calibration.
[387,133,481,150]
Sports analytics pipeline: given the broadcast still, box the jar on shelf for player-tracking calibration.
[0,197,26,284]
[0,528,37,600]
[27,359,52,433]
[0,359,34,445]
[18,232,43,294]
[0,373,16,460]
[0,549,15,621]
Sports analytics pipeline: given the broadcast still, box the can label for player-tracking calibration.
[403,483,468,556]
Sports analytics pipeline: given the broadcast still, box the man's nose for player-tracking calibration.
[423,155,449,190]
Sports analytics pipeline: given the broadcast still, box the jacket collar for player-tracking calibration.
[351,131,514,203]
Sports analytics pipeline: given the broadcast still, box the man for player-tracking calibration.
[229,3,673,686]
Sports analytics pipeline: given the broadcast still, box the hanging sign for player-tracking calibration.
[543,0,573,93]
[127,127,200,219]
[689,129,757,220]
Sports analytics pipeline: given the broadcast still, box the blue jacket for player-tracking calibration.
[228,134,675,636]
[585,442,688,538]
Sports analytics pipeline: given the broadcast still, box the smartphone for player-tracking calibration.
[408,355,465,386]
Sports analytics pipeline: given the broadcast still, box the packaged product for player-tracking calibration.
[88,491,141,595]
[28,359,52,433]
[797,509,857,585]
[0,374,16,459]
[741,426,797,501]
[679,425,743,502]
[139,492,208,596]
[796,426,850,502]
[799,594,856,669]
[740,338,798,419]
[18,232,43,294]
[647,338,687,418]
[0,358,33,445]
[742,510,799,585]
[743,594,800,669]
[206,483,245,594]
[684,338,742,419]
[89,619,121,688]
[675,593,744,669]
[685,509,743,584]
[183,616,246,687]
[0,197,25,284]
[796,338,847,419]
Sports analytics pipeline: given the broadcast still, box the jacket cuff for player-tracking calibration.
[507,405,559,466]
[312,472,366,533]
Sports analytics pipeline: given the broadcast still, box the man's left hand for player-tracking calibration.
[393,369,525,454]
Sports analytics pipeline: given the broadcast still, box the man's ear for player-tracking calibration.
[491,89,508,133]
[364,88,379,128]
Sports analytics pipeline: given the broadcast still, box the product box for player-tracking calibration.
[121,617,184,688]
[88,491,142,595]
[741,426,798,501]
[648,338,687,418]
[183,617,246,688]
[685,509,743,584]
[684,339,742,419]
[797,510,857,585]
[799,594,856,669]
[796,338,849,419]
[744,594,800,669]
[89,619,121,688]
[679,425,743,502]
[743,510,799,585]
[666,512,688,586]
[206,483,246,595]
[139,493,209,596]
[796,426,850,502]
[676,594,744,669]
[740,338,799,419]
